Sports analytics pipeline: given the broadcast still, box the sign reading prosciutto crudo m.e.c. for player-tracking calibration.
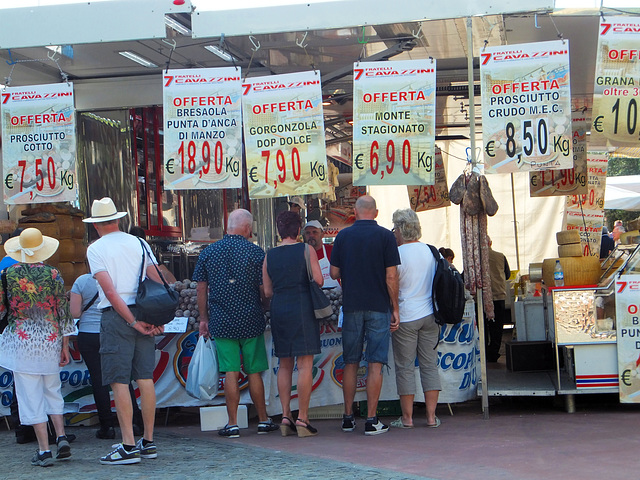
[480,40,573,174]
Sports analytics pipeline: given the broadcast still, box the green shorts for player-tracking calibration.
[214,334,268,374]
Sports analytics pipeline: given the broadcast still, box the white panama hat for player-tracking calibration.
[82,197,128,223]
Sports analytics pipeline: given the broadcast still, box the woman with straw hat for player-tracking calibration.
[0,227,75,467]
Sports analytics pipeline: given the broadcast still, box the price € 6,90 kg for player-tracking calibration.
[354,139,432,180]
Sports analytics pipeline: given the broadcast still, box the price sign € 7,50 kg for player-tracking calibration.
[480,40,573,174]
[1,82,77,204]
[352,60,436,186]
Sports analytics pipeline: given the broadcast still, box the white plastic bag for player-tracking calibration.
[185,336,219,400]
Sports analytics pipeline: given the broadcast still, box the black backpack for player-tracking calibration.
[427,244,465,326]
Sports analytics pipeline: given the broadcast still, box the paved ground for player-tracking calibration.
[1,395,639,480]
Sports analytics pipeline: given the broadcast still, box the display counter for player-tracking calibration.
[0,303,480,418]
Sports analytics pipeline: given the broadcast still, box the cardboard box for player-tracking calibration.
[505,341,555,372]
[199,405,247,431]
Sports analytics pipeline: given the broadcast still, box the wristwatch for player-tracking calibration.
[129,319,138,328]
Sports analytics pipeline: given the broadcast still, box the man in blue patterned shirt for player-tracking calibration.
[193,209,277,438]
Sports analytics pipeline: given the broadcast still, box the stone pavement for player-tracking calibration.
[2,395,640,480]
[0,421,432,480]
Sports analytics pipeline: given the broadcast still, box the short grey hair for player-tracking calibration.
[392,208,421,241]
[227,209,253,231]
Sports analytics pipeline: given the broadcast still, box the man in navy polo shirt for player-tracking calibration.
[330,195,400,435]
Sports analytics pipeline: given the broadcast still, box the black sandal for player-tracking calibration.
[295,419,318,437]
[280,416,297,437]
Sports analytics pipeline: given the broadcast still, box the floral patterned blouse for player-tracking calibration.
[0,263,75,375]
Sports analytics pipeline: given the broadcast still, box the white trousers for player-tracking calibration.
[13,372,64,425]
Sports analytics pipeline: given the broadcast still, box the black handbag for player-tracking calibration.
[135,239,179,326]
[303,244,333,320]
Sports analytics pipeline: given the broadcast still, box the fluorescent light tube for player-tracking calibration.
[118,51,158,68]
[204,45,235,62]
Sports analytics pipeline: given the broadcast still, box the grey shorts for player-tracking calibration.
[99,307,155,385]
[391,314,441,396]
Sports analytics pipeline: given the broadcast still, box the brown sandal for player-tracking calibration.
[280,416,297,437]
[295,419,318,437]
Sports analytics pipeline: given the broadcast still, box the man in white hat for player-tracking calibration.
[302,220,339,289]
[287,196,305,214]
[83,197,164,465]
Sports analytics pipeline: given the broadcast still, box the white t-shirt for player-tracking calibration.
[397,242,436,323]
[86,231,157,309]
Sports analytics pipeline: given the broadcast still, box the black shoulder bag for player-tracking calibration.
[135,239,179,326]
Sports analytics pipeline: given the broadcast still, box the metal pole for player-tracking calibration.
[510,173,521,272]
[466,16,489,419]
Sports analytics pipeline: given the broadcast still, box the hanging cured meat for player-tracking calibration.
[450,171,499,319]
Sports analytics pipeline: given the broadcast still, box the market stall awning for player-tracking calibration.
[605,175,640,211]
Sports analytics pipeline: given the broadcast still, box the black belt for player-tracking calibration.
[101,305,136,313]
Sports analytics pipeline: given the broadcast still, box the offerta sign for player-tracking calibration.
[352,60,436,186]
[163,68,243,190]
[1,83,77,204]
[481,40,573,173]
[242,71,329,199]
[591,17,640,147]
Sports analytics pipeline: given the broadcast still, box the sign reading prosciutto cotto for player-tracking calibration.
[163,67,243,190]
[1,82,77,204]
[242,71,329,199]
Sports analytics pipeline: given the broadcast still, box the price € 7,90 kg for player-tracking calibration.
[354,139,432,180]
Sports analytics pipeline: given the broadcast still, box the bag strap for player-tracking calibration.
[137,237,171,288]
[82,292,100,313]
[303,244,313,282]
[1,270,9,317]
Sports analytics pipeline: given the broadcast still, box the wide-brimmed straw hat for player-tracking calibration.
[82,197,127,223]
[4,227,59,263]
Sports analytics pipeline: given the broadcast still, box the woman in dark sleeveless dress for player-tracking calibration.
[263,211,323,437]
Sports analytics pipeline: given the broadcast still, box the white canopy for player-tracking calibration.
[605,175,640,211]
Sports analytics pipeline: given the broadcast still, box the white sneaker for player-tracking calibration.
[364,419,389,436]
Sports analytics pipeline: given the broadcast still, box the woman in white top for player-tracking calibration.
[390,209,441,429]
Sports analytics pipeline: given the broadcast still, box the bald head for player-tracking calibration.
[227,209,253,238]
[354,195,378,220]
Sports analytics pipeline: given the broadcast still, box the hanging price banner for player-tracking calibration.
[480,40,573,173]
[563,153,608,258]
[529,112,588,197]
[242,71,329,199]
[352,60,436,186]
[1,83,77,204]
[163,67,242,190]
[591,17,640,147]
[616,275,640,403]
[408,147,450,211]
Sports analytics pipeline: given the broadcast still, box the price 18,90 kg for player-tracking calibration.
[175,140,224,176]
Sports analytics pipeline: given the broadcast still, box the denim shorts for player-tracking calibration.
[99,308,155,385]
[341,310,391,364]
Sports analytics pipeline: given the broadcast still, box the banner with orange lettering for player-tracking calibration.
[591,17,640,147]
[563,153,608,258]
[242,71,329,199]
[481,40,573,173]
[163,67,242,190]
[1,83,77,204]
[352,59,436,186]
